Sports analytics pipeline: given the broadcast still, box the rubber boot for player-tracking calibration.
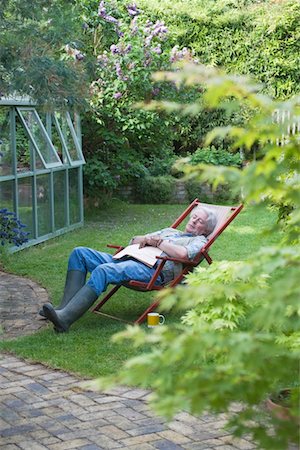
[39,270,86,318]
[42,285,98,333]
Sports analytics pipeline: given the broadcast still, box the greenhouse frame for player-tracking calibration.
[0,97,85,251]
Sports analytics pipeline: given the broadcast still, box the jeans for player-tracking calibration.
[68,246,163,296]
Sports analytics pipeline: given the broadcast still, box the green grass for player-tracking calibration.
[0,201,278,378]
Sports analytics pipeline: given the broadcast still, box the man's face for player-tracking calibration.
[185,209,208,236]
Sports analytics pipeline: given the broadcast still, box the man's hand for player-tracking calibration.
[139,235,162,248]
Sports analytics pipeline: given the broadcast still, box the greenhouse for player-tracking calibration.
[0,97,85,251]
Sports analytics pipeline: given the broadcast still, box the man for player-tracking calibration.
[42,206,217,332]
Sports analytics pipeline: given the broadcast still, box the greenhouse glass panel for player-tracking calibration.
[51,119,69,165]
[15,115,33,173]
[0,179,14,211]
[0,107,13,176]
[54,112,85,165]
[69,168,80,224]
[54,171,67,230]
[18,177,34,238]
[17,108,62,169]
[37,174,51,236]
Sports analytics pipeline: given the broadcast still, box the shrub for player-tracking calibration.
[135,175,175,203]
[189,146,242,167]
[0,208,29,247]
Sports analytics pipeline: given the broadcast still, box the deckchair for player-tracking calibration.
[92,198,243,324]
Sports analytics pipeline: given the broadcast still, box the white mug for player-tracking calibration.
[147,312,165,328]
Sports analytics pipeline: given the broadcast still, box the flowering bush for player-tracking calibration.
[0,208,29,247]
[82,1,199,194]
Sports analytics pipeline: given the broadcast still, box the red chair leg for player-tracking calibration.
[134,298,161,324]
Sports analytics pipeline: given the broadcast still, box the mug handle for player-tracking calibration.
[159,314,165,325]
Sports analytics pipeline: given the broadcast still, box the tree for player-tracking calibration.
[93,63,300,449]
[0,0,88,108]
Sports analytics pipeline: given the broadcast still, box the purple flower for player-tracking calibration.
[115,62,123,79]
[127,3,140,16]
[130,16,139,35]
[110,44,120,54]
[98,1,106,16]
[113,92,123,99]
[151,87,160,96]
[75,52,84,61]
[152,45,162,55]
[125,44,132,53]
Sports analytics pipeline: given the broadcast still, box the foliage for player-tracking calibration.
[0,208,29,247]
[135,175,175,204]
[94,64,300,449]
[189,145,242,168]
[0,0,89,107]
[138,0,300,99]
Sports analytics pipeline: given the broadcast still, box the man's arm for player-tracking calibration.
[132,235,188,259]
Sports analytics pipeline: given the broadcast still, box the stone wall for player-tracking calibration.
[116,180,232,204]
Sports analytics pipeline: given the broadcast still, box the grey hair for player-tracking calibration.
[191,206,217,236]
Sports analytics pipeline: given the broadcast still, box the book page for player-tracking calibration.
[113,244,163,267]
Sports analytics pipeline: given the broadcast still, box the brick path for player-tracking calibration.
[0,270,293,449]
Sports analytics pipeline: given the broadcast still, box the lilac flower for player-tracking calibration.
[98,1,106,16]
[130,16,139,35]
[127,3,140,16]
[113,92,123,99]
[75,51,84,61]
[115,62,123,79]
[110,44,120,54]
[170,46,190,63]
[152,45,162,55]
[144,36,152,47]
[125,44,132,53]
[98,1,119,25]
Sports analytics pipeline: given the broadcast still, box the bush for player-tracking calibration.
[0,208,29,247]
[189,146,242,167]
[135,175,175,203]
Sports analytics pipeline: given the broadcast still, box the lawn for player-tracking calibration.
[0,201,278,378]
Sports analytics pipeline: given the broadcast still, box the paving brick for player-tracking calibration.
[220,436,256,449]
[167,421,196,437]
[120,433,160,446]
[126,444,156,450]
[97,424,129,439]
[18,441,48,449]
[47,438,91,449]
[127,424,166,437]
[88,434,124,448]
[153,439,186,450]
[79,445,105,450]
[121,388,150,399]
[1,423,37,437]
[158,430,191,444]
[117,406,147,420]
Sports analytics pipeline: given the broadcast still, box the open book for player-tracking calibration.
[113,244,163,267]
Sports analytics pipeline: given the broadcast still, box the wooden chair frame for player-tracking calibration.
[92,198,243,324]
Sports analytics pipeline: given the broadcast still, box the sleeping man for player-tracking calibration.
[41,206,217,333]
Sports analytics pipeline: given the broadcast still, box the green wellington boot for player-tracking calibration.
[39,270,86,318]
[42,285,98,333]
